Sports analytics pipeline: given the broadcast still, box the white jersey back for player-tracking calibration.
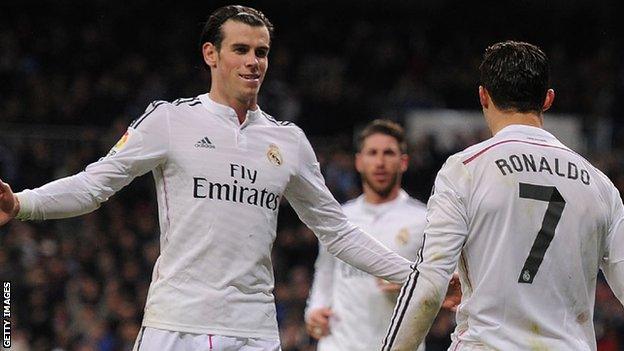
[384,124,624,350]
[308,191,426,351]
[446,125,618,349]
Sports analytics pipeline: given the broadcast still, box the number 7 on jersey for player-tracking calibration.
[517,182,566,284]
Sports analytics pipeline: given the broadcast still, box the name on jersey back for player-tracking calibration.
[494,153,590,185]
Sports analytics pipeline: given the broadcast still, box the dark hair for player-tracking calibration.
[357,119,407,154]
[479,41,550,114]
[199,5,274,52]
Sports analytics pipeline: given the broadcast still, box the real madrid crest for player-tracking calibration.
[396,227,409,246]
[267,144,283,166]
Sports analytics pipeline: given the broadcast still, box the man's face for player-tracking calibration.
[356,133,408,198]
[204,20,270,105]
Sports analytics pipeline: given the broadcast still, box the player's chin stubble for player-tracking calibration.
[362,172,400,198]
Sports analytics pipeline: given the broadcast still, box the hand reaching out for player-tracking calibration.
[305,307,333,340]
[0,180,19,226]
[378,273,461,310]
[442,272,462,311]
[376,278,402,294]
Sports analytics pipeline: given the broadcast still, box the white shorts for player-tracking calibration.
[133,327,281,351]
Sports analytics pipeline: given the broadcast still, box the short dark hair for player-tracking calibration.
[479,41,550,114]
[357,119,407,154]
[199,5,274,53]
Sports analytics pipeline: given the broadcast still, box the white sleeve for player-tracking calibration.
[382,156,469,350]
[15,102,170,220]
[283,130,411,284]
[305,243,335,320]
[600,183,624,303]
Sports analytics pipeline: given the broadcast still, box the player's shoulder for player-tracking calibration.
[433,139,494,175]
[585,159,621,204]
[257,110,301,131]
[130,99,170,128]
[341,196,363,214]
[453,137,498,163]
[394,193,427,218]
[171,96,203,108]
[130,96,203,128]
[403,195,427,211]
[167,96,206,116]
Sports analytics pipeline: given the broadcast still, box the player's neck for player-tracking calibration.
[363,184,401,205]
[209,91,258,124]
[488,111,543,135]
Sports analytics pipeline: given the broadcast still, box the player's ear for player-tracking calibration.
[478,86,489,109]
[202,42,218,68]
[400,153,408,173]
[542,89,555,112]
[355,153,363,173]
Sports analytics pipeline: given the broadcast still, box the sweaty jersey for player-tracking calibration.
[383,125,624,350]
[15,94,411,339]
[306,191,426,351]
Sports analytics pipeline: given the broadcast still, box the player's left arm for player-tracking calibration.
[283,130,411,284]
[381,157,469,350]
[600,181,624,303]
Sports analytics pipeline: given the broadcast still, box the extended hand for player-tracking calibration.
[305,307,333,340]
[0,180,19,226]
[442,272,462,311]
[376,278,402,293]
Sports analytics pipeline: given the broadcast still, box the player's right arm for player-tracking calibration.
[382,156,469,351]
[305,243,335,339]
[3,102,169,223]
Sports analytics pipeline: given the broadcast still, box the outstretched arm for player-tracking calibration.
[284,130,411,284]
[6,101,169,222]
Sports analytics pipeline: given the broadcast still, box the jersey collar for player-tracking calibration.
[495,124,557,140]
[199,93,263,127]
[359,189,409,215]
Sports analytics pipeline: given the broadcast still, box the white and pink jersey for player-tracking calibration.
[383,124,624,351]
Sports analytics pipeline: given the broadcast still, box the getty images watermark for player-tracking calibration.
[2,281,9,348]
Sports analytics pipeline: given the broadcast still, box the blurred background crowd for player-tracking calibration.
[2,0,624,350]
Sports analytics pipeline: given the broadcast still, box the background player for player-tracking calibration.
[305,119,427,351]
[381,41,624,350]
[0,5,415,350]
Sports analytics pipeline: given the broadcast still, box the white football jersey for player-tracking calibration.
[307,191,426,351]
[16,94,411,339]
[383,125,624,351]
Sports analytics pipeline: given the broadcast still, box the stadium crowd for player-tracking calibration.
[2,0,624,350]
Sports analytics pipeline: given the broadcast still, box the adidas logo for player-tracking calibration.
[195,137,215,149]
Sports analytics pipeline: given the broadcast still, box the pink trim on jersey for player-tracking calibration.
[462,139,575,165]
